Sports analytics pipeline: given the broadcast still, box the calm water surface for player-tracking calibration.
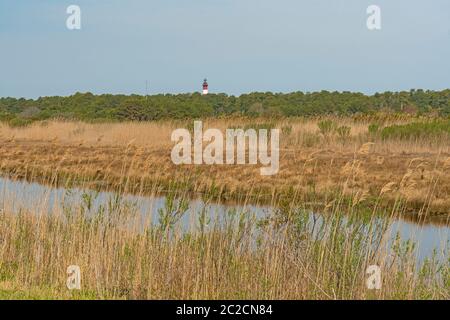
[0,177,448,264]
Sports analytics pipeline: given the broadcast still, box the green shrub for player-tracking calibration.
[8,118,33,128]
[336,126,351,140]
[368,123,381,136]
[381,121,450,140]
[318,120,337,136]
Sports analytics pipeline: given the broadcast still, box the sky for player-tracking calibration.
[0,0,449,98]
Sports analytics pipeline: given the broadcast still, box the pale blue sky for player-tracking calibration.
[1,0,449,98]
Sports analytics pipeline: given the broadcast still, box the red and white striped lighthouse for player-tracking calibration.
[202,78,209,95]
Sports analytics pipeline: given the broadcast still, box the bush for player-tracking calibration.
[368,123,381,136]
[336,126,351,140]
[318,120,337,137]
[381,121,450,140]
[8,118,33,128]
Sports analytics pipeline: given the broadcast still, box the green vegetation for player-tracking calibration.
[381,120,450,140]
[1,89,449,125]
[0,188,448,300]
[368,123,381,137]
[336,126,351,142]
[318,120,338,137]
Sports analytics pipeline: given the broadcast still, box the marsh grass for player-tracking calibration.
[0,180,448,300]
[1,117,450,215]
[0,116,448,299]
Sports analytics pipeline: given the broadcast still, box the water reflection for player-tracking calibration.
[0,177,448,264]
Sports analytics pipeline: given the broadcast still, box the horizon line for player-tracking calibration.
[2,88,449,100]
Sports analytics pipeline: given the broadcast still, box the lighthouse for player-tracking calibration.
[202,78,209,95]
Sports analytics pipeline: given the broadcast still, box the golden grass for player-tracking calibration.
[0,117,445,150]
[0,186,447,300]
[0,118,449,216]
[0,117,448,299]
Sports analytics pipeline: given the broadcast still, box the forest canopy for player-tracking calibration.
[1,89,449,125]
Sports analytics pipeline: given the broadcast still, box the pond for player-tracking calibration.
[0,176,448,265]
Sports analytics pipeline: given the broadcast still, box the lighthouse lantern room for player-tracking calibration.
[202,79,209,95]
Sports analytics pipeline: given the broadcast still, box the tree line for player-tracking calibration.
[1,89,449,125]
